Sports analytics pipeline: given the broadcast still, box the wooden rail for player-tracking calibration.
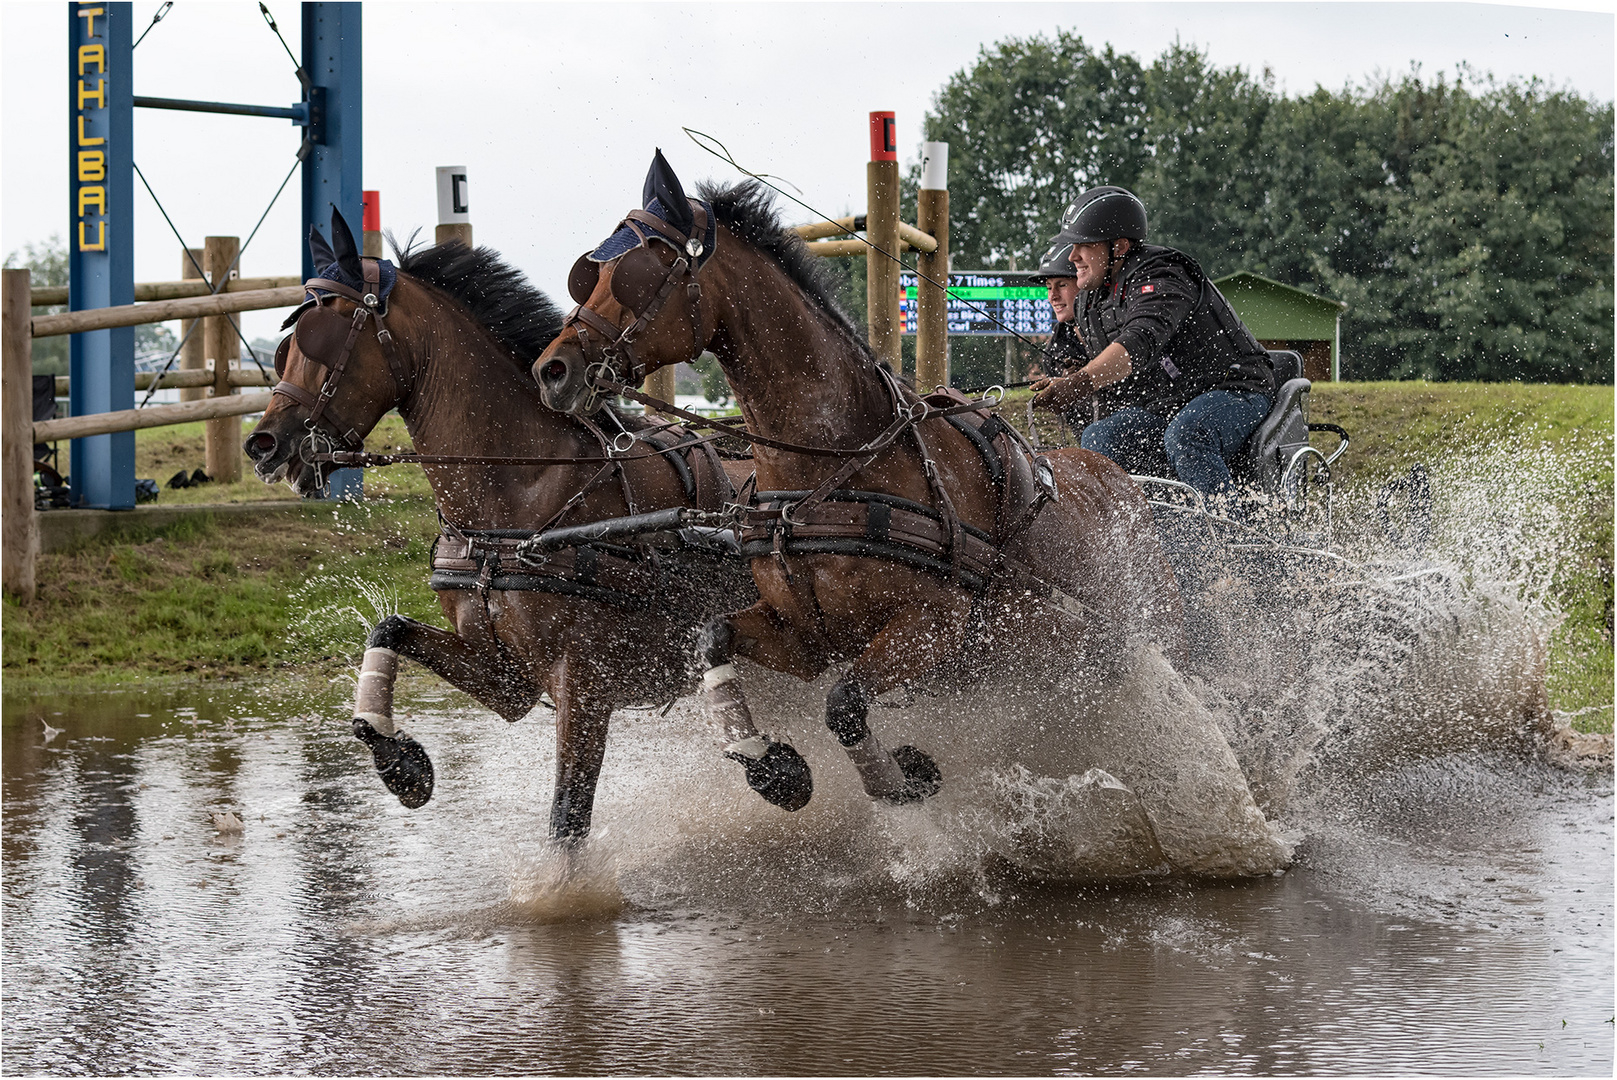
[31,285,305,338]
[44,369,276,396]
[3,262,302,601]
[29,275,302,307]
[34,392,273,443]
[793,220,937,258]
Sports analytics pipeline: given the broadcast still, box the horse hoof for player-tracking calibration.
[724,738,813,812]
[886,745,943,804]
[352,718,435,809]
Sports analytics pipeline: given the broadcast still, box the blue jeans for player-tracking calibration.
[1080,390,1272,496]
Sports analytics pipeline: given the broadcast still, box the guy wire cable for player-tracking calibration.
[135,153,300,406]
[683,126,1060,383]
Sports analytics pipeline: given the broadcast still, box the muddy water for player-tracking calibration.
[3,682,1610,1076]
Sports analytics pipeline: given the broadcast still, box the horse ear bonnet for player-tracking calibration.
[642,149,694,233]
[578,150,716,277]
[303,207,397,309]
[329,208,365,280]
[308,225,337,272]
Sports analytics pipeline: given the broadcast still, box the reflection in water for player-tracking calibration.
[3,685,1611,1075]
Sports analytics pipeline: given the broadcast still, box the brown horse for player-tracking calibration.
[534,153,1185,812]
[244,211,753,841]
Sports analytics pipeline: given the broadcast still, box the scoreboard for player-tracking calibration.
[899,271,1053,337]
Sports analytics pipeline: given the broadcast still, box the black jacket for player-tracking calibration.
[1050,244,1274,416]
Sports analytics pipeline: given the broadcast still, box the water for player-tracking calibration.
[3,680,1610,1076]
[6,435,1610,1073]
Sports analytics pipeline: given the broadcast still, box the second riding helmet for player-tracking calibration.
[1057,186,1148,244]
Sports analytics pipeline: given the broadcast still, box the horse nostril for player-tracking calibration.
[541,360,568,384]
[244,432,277,460]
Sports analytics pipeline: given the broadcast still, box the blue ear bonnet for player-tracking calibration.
[311,258,398,303]
[589,197,717,265]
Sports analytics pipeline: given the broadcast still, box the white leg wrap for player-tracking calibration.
[723,735,770,761]
[354,647,400,737]
[845,733,906,799]
[703,664,758,745]
[702,663,739,688]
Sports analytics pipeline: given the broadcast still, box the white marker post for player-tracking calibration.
[435,166,472,248]
[915,141,950,391]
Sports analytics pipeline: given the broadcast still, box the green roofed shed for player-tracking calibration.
[1213,272,1347,382]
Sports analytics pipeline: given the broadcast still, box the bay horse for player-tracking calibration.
[533,152,1186,812]
[244,210,753,841]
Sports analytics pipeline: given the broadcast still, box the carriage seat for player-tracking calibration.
[1237,350,1312,497]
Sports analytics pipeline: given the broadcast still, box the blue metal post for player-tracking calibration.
[301,2,363,501]
[301,2,362,279]
[68,1,135,509]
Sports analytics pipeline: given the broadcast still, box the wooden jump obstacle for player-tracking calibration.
[788,114,950,393]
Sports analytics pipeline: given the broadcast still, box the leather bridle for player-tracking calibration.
[272,257,414,466]
[561,202,713,413]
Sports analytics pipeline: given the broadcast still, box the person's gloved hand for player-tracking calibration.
[1030,369,1096,413]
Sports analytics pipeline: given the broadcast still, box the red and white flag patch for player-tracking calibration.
[1139,283,1155,294]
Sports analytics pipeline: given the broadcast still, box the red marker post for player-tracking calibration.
[361,190,382,258]
[866,111,901,370]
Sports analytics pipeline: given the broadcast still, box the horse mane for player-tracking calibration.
[393,235,565,370]
[392,233,649,426]
[695,180,876,364]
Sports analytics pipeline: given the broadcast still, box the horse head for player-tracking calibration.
[534,149,717,416]
[244,209,413,496]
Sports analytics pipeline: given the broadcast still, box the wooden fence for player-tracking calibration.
[3,262,299,601]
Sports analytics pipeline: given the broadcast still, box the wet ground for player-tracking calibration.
[3,682,1611,1076]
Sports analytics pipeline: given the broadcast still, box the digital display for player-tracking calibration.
[899,271,1053,336]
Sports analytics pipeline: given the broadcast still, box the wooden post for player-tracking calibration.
[914,141,950,392]
[866,112,901,372]
[1005,255,1018,383]
[436,166,473,248]
[362,190,383,258]
[643,365,678,410]
[203,236,242,483]
[3,269,38,602]
[179,247,206,402]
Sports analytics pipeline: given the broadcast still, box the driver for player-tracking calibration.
[1029,186,1275,501]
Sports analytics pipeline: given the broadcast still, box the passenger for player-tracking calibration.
[1028,186,1275,500]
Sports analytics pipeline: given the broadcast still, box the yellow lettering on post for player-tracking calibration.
[77,44,105,74]
[77,7,105,38]
[77,185,106,217]
[78,220,107,252]
[77,150,106,181]
[77,79,106,110]
[76,116,105,147]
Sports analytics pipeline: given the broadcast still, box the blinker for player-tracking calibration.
[568,254,601,304]
[292,304,357,371]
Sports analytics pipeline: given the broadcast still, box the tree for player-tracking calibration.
[918,31,1150,268]
[4,236,186,376]
[4,237,69,375]
[911,35,1614,384]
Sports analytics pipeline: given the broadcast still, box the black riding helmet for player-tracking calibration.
[1031,239,1079,282]
[1058,186,1148,244]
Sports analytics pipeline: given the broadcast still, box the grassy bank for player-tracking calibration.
[5,384,1611,731]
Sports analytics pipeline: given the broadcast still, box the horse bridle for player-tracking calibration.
[562,202,713,411]
[272,257,414,466]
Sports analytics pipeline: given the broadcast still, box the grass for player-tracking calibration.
[1312,383,1613,729]
[9,384,1613,732]
[6,414,445,687]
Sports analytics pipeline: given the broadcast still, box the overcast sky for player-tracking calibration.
[3,1,1612,340]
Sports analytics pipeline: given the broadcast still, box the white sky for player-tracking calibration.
[3,0,1612,341]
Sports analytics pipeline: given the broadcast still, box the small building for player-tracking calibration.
[1212,272,1347,382]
